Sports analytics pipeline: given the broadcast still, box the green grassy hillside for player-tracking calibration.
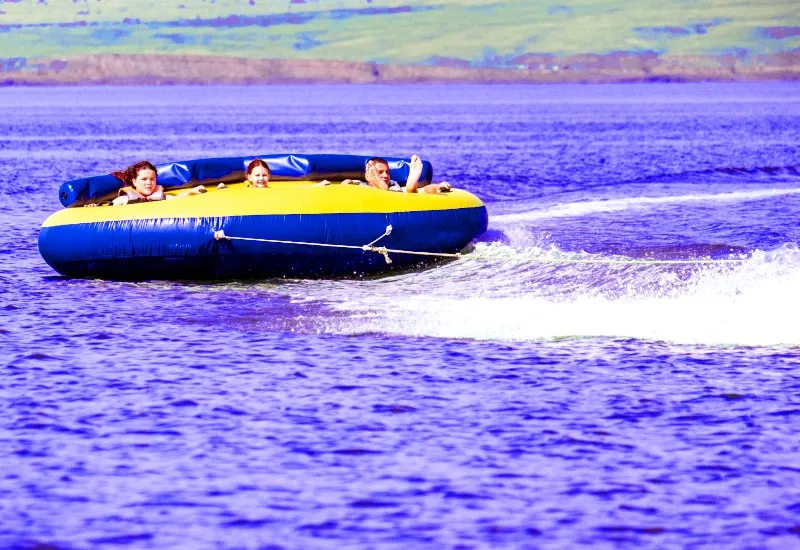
[1,0,798,66]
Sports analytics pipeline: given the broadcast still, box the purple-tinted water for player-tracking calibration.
[2,83,800,549]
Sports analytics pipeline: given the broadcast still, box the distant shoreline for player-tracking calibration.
[2,53,799,85]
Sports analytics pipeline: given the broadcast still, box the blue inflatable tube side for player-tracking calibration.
[38,206,486,280]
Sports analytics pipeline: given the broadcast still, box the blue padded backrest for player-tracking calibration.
[58,154,434,207]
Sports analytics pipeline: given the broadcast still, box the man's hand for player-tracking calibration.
[365,160,381,188]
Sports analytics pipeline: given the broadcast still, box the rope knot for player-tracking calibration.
[374,246,392,264]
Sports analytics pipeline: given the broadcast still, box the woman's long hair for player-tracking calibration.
[112,160,158,186]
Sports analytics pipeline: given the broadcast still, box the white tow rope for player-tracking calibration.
[213,225,461,265]
[212,226,747,266]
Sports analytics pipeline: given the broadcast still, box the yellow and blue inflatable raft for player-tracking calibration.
[39,154,488,280]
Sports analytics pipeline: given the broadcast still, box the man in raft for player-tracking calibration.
[343,155,452,193]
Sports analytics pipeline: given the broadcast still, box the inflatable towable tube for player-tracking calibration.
[39,154,488,280]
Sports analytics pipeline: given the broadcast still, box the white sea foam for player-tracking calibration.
[287,186,800,346]
[309,243,800,347]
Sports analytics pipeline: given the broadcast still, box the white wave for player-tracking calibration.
[307,243,800,347]
[493,188,800,223]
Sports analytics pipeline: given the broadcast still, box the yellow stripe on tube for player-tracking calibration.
[41,182,485,228]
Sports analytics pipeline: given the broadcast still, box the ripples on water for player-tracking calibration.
[2,83,800,549]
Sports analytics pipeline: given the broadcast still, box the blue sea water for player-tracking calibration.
[2,83,800,549]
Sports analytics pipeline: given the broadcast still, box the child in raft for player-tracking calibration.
[239,158,342,189]
[245,158,270,188]
[110,161,206,206]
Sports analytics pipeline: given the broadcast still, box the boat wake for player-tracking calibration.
[267,186,800,346]
[285,241,800,347]
[491,187,800,223]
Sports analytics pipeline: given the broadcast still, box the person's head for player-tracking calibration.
[113,161,158,196]
[366,157,391,186]
[246,159,271,188]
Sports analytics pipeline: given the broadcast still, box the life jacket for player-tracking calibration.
[119,186,166,202]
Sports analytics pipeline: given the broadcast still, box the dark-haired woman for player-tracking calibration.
[111,160,205,206]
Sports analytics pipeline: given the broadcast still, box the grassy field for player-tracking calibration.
[1,0,798,65]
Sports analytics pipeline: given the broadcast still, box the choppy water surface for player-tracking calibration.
[2,83,800,549]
